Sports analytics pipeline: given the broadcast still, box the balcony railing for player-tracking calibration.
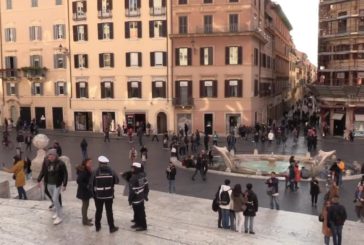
[21,67,48,80]
[0,69,20,80]
[98,10,112,19]
[192,24,253,35]
[320,0,347,5]
[125,8,141,17]
[172,97,194,107]
[73,12,87,21]
[149,7,166,16]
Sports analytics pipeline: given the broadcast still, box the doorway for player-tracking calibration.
[20,107,31,126]
[126,113,146,131]
[74,112,93,131]
[333,114,345,136]
[226,114,240,134]
[157,112,167,134]
[204,113,213,135]
[35,107,46,129]
[102,112,115,132]
[52,107,63,129]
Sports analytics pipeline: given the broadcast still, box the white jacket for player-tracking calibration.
[219,185,232,210]
[268,132,274,141]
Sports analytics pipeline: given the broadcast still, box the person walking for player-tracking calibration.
[104,128,110,143]
[129,162,149,231]
[52,141,62,157]
[80,138,88,160]
[166,161,177,193]
[151,128,159,142]
[204,133,209,151]
[310,177,320,207]
[294,162,301,190]
[266,172,280,210]
[129,146,138,164]
[327,196,347,245]
[354,185,364,222]
[2,155,27,200]
[25,133,33,151]
[140,145,148,165]
[137,126,144,146]
[244,183,258,234]
[89,156,119,233]
[76,158,93,226]
[321,200,332,245]
[191,151,207,181]
[37,149,68,225]
[232,184,245,233]
[212,131,218,146]
[218,179,232,229]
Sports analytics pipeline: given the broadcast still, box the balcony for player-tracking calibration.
[0,69,20,80]
[98,10,112,19]
[193,24,250,35]
[73,12,87,21]
[21,67,48,80]
[172,97,194,108]
[149,7,166,16]
[320,0,348,5]
[125,8,141,17]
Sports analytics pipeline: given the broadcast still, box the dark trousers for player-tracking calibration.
[311,193,318,205]
[218,208,222,228]
[45,184,62,206]
[192,169,206,181]
[94,198,115,230]
[133,202,147,229]
[17,187,27,200]
[151,135,159,142]
[81,199,90,224]
[330,224,343,245]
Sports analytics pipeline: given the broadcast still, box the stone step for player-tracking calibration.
[0,182,363,245]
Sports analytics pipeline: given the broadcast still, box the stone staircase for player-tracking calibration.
[0,181,363,245]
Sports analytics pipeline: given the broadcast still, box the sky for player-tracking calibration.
[274,0,319,66]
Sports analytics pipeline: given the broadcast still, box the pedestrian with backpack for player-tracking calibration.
[244,183,258,234]
[89,156,119,233]
[166,162,177,194]
[218,179,232,229]
[327,196,347,245]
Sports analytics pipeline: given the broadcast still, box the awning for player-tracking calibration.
[332,113,344,120]
[355,115,364,121]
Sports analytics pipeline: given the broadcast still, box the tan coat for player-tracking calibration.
[4,160,26,187]
[322,206,332,237]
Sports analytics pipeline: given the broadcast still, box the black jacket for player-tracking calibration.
[129,171,149,205]
[310,179,320,195]
[37,158,68,188]
[244,190,259,217]
[76,166,93,200]
[328,203,347,226]
[89,164,119,199]
[166,166,176,180]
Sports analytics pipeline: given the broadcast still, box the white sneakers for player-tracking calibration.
[52,214,58,219]
[53,217,63,225]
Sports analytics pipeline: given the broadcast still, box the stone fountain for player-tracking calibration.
[31,134,50,180]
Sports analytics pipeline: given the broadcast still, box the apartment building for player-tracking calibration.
[0,0,69,129]
[313,0,364,136]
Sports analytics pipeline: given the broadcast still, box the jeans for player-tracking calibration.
[235,211,244,233]
[94,198,115,231]
[244,216,254,232]
[81,199,90,224]
[17,186,27,200]
[221,209,230,229]
[270,195,280,210]
[337,172,343,187]
[81,150,88,160]
[324,235,330,245]
[47,184,61,218]
[133,202,147,229]
[192,169,206,181]
[330,223,343,245]
[168,179,176,193]
[311,194,318,205]
[229,210,235,231]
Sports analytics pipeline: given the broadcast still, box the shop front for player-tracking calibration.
[126,113,146,131]
[74,112,93,131]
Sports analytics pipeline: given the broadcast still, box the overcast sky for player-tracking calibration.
[274,0,319,66]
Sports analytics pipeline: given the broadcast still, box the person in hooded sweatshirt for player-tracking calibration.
[218,179,232,229]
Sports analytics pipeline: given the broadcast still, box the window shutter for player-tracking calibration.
[199,80,204,98]
[137,21,142,38]
[29,27,32,40]
[72,1,76,13]
[213,80,218,97]
[74,55,79,68]
[125,0,129,8]
[162,82,166,98]
[15,83,19,96]
[99,54,104,68]
[76,83,80,98]
[149,21,154,38]
[188,80,192,98]
[84,25,88,40]
[39,27,42,40]
[187,48,192,66]
[53,25,57,40]
[125,22,130,38]
[138,52,142,67]
[84,1,87,12]
[6,83,11,96]
[31,83,35,96]
[138,82,142,98]
[225,80,229,97]
[110,23,114,39]
[225,47,229,65]
[127,82,132,98]
[110,82,114,98]
[150,52,155,66]
[238,47,243,64]
[175,81,180,98]
[175,49,180,66]
[237,80,243,97]
[85,83,89,98]
[73,26,78,41]
[98,24,103,40]
[64,55,67,68]
[162,21,167,37]
[152,81,156,98]
[62,25,66,39]
[13,29,16,42]
[149,0,153,8]
[40,83,44,95]
[208,47,213,65]
[137,0,141,8]
[101,82,105,98]
[110,53,114,67]
[64,83,68,95]
[200,48,204,65]
[53,54,57,68]
[84,55,88,68]
[55,82,59,96]
[97,0,101,11]
[163,52,167,66]
[162,0,166,7]
[109,0,113,10]
[126,53,131,67]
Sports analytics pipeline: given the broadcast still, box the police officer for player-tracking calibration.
[129,162,149,231]
[90,156,119,233]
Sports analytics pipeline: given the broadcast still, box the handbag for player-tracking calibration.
[212,198,219,212]
[318,213,324,222]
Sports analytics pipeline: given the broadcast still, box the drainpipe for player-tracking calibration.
[0,2,5,125]
[67,0,73,110]
[258,0,262,124]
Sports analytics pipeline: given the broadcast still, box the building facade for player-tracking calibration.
[314,0,364,136]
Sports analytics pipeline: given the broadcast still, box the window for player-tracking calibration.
[74,54,88,68]
[204,15,213,33]
[175,48,192,66]
[98,0,113,18]
[6,83,17,96]
[125,0,141,17]
[30,55,42,67]
[76,82,88,98]
[72,1,87,20]
[200,47,213,65]
[5,56,17,77]
[73,25,88,41]
[179,16,188,34]
[101,81,114,98]
[178,0,187,4]
[125,21,142,38]
[56,0,62,5]
[200,80,217,98]
[175,81,192,105]
[128,81,142,98]
[229,0,238,2]
[55,82,66,95]
[261,53,266,67]
[225,80,242,97]
[53,24,66,39]
[6,0,12,10]
[126,52,142,67]
[32,82,43,96]
[152,81,166,98]
[229,14,239,32]
[5,28,16,42]
[149,20,167,37]
[54,54,67,69]
[29,26,42,41]
[150,52,167,66]
[225,46,242,65]
[204,0,212,3]
[98,23,114,39]
[254,48,259,66]
[31,0,38,7]
[149,0,166,16]
[254,79,259,96]
[99,53,114,68]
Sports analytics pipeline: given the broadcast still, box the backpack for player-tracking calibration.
[94,168,114,199]
[219,189,230,205]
